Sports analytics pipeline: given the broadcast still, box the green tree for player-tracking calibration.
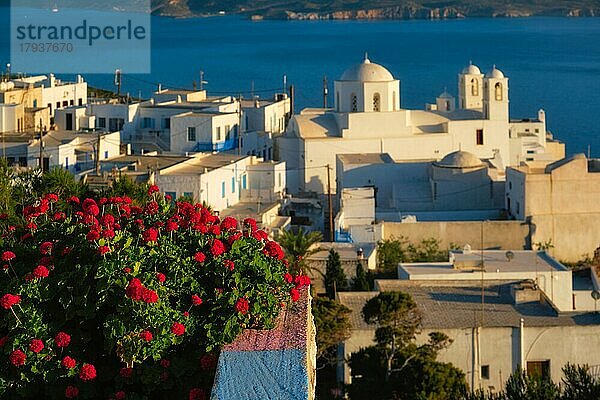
[313,297,352,361]
[106,174,151,204]
[505,369,559,400]
[377,236,408,274]
[561,364,600,400]
[352,261,370,291]
[325,249,347,298]
[39,167,88,198]
[362,291,422,381]
[277,228,323,275]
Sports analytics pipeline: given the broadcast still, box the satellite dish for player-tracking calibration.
[505,251,515,262]
[592,290,600,300]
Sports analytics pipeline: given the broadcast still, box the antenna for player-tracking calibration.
[199,71,208,91]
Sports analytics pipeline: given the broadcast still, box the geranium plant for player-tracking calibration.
[0,187,309,399]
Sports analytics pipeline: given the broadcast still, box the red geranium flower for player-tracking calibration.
[1,251,16,262]
[0,294,20,309]
[140,330,153,342]
[65,385,79,399]
[243,218,257,231]
[290,288,300,302]
[40,241,53,255]
[55,331,71,348]
[148,184,159,195]
[32,265,49,279]
[98,245,111,255]
[166,221,179,232]
[156,272,166,283]
[142,228,159,243]
[220,217,237,231]
[194,252,206,263]
[235,298,249,315]
[170,322,185,336]
[142,288,158,303]
[159,359,170,368]
[101,229,115,239]
[61,356,76,369]
[284,273,293,283]
[115,391,126,400]
[263,241,284,260]
[44,193,59,202]
[210,239,226,257]
[79,363,96,381]
[191,294,203,306]
[209,225,221,236]
[53,212,66,222]
[120,367,133,378]
[29,339,44,353]
[86,230,100,242]
[85,204,100,217]
[9,349,26,367]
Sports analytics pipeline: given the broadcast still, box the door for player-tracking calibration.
[66,113,73,131]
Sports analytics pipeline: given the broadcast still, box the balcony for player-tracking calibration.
[194,136,237,152]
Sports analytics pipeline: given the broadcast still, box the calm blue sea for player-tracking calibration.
[1,10,599,156]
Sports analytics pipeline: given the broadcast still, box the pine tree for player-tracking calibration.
[325,249,347,299]
[352,261,370,291]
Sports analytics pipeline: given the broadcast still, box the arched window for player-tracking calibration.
[392,92,396,111]
[373,93,381,112]
[471,78,479,96]
[351,93,357,112]
[495,83,503,101]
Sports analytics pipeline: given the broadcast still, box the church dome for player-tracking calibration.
[435,151,483,169]
[485,66,505,79]
[461,63,481,75]
[340,57,395,82]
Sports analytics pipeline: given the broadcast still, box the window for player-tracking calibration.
[336,92,340,111]
[69,100,74,106]
[509,181,512,190]
[471,78,479,96]
[78,98,83,106]
[373,93,381,112]
[65,157,69,168]
[109,118,124,131]
[18,157,27,167]
[476,129,484,145]
[221,182,226,198]
[98,118,106,128]
[104,151,109,159]
[47,103,52,113]
[187,127,196,142]
[161,118,170,129]
[225,125,231,140]
[351,93,358,112]
[183,192,193,199]
[216,126,222,141]
[62,101,68,107]
[481,365,490,380]
[141,117,154,129]
[231,177,235,193]
[56,102,60,110]
[446,101,451,111]
[268,147,272,160]
[527,361,550,380]
[242,174,247,189]
[516,201,520,215]
[495,83,503,101]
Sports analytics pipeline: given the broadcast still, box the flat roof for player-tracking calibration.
[307,242,376,262]
[219,201,280,220]
[400,250,566,277]
[337,153,394,165]
[339,280,600,330]
[102,154,189,171]
[160,153,247,175]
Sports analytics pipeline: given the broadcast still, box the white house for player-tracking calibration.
[278,57,564,194]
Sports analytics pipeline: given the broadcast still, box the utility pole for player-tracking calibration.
[327,164,334,242]
[199,71,207,91]
[95,131,101,175]
[323,75,328,108]
[114,69,122,97]
[38,119,44,172]
[289,85,295,117]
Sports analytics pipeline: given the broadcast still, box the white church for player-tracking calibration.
[277,56,564,194]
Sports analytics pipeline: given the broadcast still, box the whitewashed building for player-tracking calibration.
[278,57,564,194]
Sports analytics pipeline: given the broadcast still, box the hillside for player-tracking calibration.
[151,0,600,19]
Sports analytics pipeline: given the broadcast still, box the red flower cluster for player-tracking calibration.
[125,278,158,303]
[32,265,49,279]
[98,245,111,255]
[290,288,301,302]
[235,298,249,315]
[0,293,20,309]
[120,367,133,378]
[55,331,71,348]
[148,184,160,195]
[62,356,76,369]
[170,322,185,336]
[194,251,206,263]
[29,339,44,353]
[1,251,15,262]
[140,330,153,342]
[142,227,159,243]
[115,391,126,400]
[210,239,226,257]
[9,349,26,366]
[39,241,53,255]
[156,272,166,283]
[223,260,235,271]
[263,241,284,260]
[220,217,237,231]
[79,363,97,381]
[191,294,203,306]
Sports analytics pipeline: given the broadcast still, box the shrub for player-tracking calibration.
[0,189,309,398]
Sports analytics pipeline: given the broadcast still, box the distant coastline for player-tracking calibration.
[150,0,600,20]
